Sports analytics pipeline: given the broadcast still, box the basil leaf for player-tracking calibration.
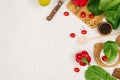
[103,41,119,62]
[87,0,103,16]
[85,65,116,80]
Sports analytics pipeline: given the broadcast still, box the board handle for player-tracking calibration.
[47,1,63,21]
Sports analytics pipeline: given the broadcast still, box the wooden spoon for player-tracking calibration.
[77,32,120,45]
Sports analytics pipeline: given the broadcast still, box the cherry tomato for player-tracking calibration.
[102,56,108,61]
[81,30,87,35]
[80,11,86,18]
[89,14,95,19]
[70,33,76,38]
[64,12,69,16]
[74,67,80,72]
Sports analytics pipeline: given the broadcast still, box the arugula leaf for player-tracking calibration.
[99,0,113,11]
[103,41,119,62]
[87,0,103,16]
[85,65,116,80]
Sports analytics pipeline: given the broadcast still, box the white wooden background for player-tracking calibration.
[0,0,120,80]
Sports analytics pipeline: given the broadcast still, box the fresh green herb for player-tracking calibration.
[103,41,119,62]
[85,65,116,80]
[87,0,103,16]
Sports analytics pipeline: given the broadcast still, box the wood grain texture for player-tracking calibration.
[94,43,120,67]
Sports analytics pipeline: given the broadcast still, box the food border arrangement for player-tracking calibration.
[67,0,120,80]
[38,0,120,80]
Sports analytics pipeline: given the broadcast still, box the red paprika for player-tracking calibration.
[72,0,88,7]
[75,50,91,66]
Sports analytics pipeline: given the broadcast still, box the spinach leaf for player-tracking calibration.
[87,0,103,16]
[105,0,120,11]
[99,0,113,11]
[85,65,116,80]
[103,41,119,62]
[103,0,120,30]
[104,11,120,29]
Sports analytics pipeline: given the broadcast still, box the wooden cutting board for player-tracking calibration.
[66,0,104,28]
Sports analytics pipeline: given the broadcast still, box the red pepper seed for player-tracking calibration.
[74,67,80,72]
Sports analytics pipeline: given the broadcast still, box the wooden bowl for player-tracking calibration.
[97,22,112,36]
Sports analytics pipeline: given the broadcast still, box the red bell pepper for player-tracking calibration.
[72,0,88,7]
[75,50,91,66]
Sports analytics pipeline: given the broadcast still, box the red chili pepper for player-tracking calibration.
[75,50,91,66]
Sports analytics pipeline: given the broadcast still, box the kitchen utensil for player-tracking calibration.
[47,0,64,21]
[77,32,120,45]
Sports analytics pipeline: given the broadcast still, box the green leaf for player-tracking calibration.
[103,41,119,62]
[99,0,113,11]
[85,65,116,80]
[105,0,120,11]
[104,11,120,30]
[87,0,103,16]
[103,0,120,29]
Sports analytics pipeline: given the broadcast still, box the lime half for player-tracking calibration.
[38,0,51,6]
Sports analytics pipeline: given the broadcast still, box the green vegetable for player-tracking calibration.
[105,0,120,11]
[103,41,119,62]
[87,0,103,16]
[103,0,120,29]
[85,65,116,80]
[99,0,113,11]
[104,11,120,29]
[87,0,120,29]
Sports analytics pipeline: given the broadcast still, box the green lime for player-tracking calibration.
[38,0,51,6]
